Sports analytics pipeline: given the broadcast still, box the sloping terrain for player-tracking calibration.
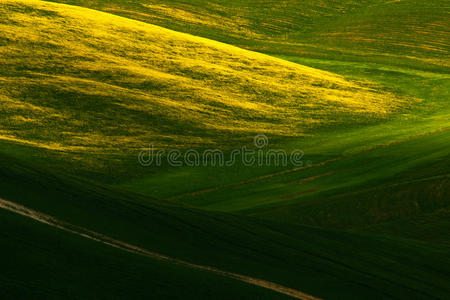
[172,130,449,240]
[0,0,449,299]
[0,198,307,300]
[0,208,294,300]
[48,0,450,70]
[0,0,405,153]
[1,153,450,299]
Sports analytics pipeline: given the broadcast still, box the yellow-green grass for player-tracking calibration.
[0,1,449,297]
[0,0,408,153]
[47,0,450,71]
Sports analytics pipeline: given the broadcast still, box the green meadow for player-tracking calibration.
[0,0,449,299]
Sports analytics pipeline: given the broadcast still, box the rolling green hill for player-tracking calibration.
[0,208,292,300]
[0,0,405,153]
[47,0,449,71]
[0,0,449,299]
[1,152,450,299]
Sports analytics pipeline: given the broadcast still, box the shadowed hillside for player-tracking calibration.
[1,152,450,299]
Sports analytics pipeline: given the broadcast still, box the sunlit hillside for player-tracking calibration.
[0,0,408,152]
[0,0,449,299]
[48,0,450,70]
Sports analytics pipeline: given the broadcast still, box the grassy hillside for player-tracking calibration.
[0,0,449,298]
[0,209,291,300]
[1,153,450,299]
[28,0,448,186]
[0,0,406,154]
[48,0,450,71]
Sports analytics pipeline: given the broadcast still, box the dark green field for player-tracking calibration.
[0,0,449,299]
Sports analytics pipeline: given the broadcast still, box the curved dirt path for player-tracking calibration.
[0,197,321,300]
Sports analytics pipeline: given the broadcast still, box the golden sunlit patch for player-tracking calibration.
[0,0,410,151]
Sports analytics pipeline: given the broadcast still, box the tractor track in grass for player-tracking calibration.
[166,128,450,201]
[0,197,321,300]
[166,157,344,201]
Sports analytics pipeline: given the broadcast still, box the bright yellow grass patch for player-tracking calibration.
[0,0,408,151]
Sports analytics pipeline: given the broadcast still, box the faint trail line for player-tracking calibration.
[166,157,343,201]
[166,128,450,201]
[0,198,321,300]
